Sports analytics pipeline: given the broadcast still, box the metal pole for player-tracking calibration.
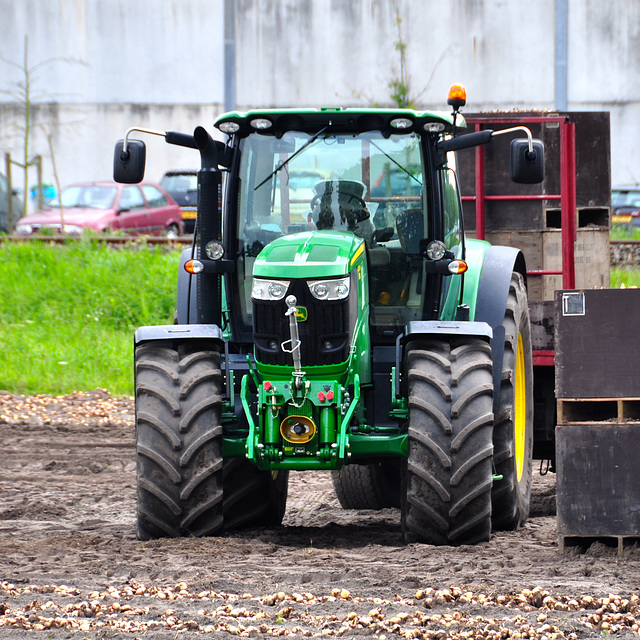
[36,155,43,210]
[555,0,568,111]
[560,120,576,290]
[224,0,236,113]
[5,153,13,230]
[474,124,486,241]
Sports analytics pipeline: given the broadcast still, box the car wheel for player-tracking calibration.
[164,224,180,239]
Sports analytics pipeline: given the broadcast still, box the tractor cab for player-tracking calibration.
[218,109,463,344]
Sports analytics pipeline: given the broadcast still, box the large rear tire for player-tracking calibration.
[223,459,289,529]
[134,342,224,540]
[332,460,402,510]
[491,272,534,530]
[402,338,494,545]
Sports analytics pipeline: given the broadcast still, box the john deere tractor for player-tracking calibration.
[114,85,544,545]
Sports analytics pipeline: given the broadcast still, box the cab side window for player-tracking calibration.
[437,160,464,320]
[441,163,462,255]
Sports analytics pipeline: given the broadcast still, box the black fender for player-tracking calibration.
[397,320,493,398]
[134,323,229,405]
[134,323,225,347]
[474,245,527,413]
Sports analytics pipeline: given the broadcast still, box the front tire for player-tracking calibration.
[134,342,224,540]
[402,338,494,545]
[491,272,534,530]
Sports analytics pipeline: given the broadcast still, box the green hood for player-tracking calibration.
[252,230,365,279]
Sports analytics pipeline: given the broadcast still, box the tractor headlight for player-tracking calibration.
[252,278,290,301]
[205,241,224,260]
[426,240,447,261]
[307,276,350,301]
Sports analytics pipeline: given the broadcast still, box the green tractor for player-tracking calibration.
[114,85,544,545]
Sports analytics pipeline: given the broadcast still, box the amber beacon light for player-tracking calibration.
[447,83,467,110]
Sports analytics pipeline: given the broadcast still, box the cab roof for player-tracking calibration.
[214,107,464,137]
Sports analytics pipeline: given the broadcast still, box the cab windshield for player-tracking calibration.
[237,130,423,243]
[234,130,428,330]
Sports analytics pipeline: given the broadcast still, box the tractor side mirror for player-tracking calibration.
[511,139,545,184]
[113,139,146,184]
[436,129,494,153]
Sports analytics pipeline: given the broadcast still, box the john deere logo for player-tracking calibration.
[296,306,308,322]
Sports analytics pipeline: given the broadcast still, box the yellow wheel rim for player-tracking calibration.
[514,333,526,482]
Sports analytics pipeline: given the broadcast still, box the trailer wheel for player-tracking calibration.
[134,342,224,540]
[403,338,494,545]
[223,459,289,530]
[331,460,402,510]
[491,272,534,530]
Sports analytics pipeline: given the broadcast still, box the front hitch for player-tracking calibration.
[281,294,305,391]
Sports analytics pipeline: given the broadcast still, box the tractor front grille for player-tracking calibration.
[253,280,351,367]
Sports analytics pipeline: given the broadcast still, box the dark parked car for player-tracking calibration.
[0,172,23,233]
[612,187,640,225]
[15,181,183,237]
[160,170,198,233]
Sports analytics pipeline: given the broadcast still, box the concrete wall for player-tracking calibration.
[1,0,639,214]
[0,0,225,210]
[0,103,222,200]
[235,0,557,109]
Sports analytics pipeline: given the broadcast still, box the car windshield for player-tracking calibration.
[50,185,117,210]
[612,189,640,209]
[161,174,197,193]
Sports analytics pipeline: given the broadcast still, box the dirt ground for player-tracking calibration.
[2,391,640,639]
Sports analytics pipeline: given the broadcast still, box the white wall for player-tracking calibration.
[1,0,639,213]
[569,0,640,186]
[235,0,557,109]
[1,0,224,104]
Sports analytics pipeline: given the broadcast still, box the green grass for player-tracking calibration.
[610,224,640,241]
[0,240,182,396]
[1,232,638,397]
[611,267,640,288]
[610,224,640,287]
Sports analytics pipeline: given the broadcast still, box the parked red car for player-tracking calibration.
[15,181,184,237]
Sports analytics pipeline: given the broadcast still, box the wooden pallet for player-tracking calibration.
[557,397,640,424]
[559,535,640,555]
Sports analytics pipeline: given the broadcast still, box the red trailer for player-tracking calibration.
[458,111,611,464]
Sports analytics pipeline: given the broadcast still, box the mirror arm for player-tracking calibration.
[437,129,493,153]
[491,126,535,156]
[121,127,165,156]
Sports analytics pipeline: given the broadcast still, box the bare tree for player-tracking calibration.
[0,35,86,218]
